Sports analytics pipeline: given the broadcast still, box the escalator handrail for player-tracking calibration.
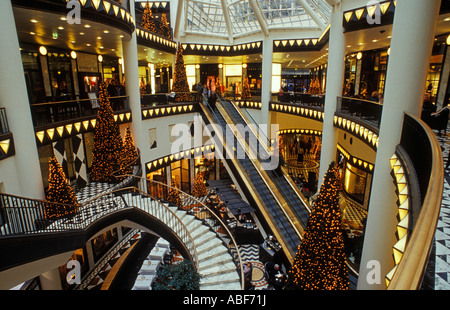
[217,97,312,215]
[200,97,303,258]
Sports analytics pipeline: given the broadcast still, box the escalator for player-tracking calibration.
[198,98,311,262]
[218,98,311,226]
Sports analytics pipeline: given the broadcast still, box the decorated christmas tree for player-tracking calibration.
[141,1,157,33]
[286,162,349,290]
[45,156,79,219]
[167,186,182,208]
[90,81,125,183]
[172,44,191,102]
[192,172,207,197]
[122,127,138,175]
[160,13,172,39]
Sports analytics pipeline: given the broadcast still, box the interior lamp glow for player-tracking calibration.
[39,46,47,56]
[98,55,103,62]
[70,51,77,59]
[356,52,363,60]
[446,35,450,45]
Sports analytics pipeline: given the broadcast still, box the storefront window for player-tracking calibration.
[47,51,74,101]
[21,47,46,104]
[344,163,367,203]
[194,155,216,181]
[171,159,190,193]
[91,228,118,262]
[147,167,167,200]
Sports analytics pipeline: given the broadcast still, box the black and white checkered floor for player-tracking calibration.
[432,128,450,290]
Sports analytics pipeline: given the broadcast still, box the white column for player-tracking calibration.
[0,1,44,199]
[317,2,345,190]
[122,0,144,155]
[39,268,62,290]
[261,37,273,133]
[357,0,441,290]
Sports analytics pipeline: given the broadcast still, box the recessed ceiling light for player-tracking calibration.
[30,32,36,35]
[84,24,91,28]
[445,17,450,21]
[30,19,38,23]
[97,36,102,40]
[86,43,91,46]
[58,26,64,30]
[372,39,378,42]
[80,32,85,35]
[100,46,104,49]
[103,30,109,34]
[60,17,67,21]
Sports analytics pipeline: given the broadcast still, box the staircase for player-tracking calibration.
[121,192,242,290]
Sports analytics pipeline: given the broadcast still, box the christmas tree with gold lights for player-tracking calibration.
[122,127,138,175]
[141,1,157,33]
[160,13,172,39]
[45,156,79,219]
[167,186,182,208]
[286,162,349,290]
[90,81,125,183]
[192,172,207,197]
[172,44,191,102]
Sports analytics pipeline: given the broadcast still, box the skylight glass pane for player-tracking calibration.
[184,0,332,37]
[228,0,260,35]
[258,0,313,28]
[186,0,227,34]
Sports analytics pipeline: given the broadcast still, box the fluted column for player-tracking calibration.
[122,0,144,156]
[358,0,441,290]
[317,1,345,190]
[0,0,44,199]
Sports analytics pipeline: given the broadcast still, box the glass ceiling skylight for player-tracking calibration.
[184,0,331,39]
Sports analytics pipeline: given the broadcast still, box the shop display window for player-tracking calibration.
[344,163,367,204]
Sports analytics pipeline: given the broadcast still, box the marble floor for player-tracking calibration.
[432,128,450,290]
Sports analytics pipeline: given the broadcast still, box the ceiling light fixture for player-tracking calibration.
[39,46,47,56]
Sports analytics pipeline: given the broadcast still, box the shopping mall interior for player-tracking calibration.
[0,0,449,293]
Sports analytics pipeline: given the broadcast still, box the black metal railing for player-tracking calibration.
[112,174,245,289]
[0,108,10,135]
[388,112,444,289]
[141,92,201,107]
[30,96,129,127]
[272,92,325,107]
[399,114,433,207]
[337,96,383,127]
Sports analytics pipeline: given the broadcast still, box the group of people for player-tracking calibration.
[243,261,286,290]
[106,78,126,97]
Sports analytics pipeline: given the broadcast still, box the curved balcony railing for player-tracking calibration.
[12,0,135,34]
[0,186,199,271]
[337,96,383,128]
[30,96,130,127]
[117,174,245,290]
[387,113,444,289]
